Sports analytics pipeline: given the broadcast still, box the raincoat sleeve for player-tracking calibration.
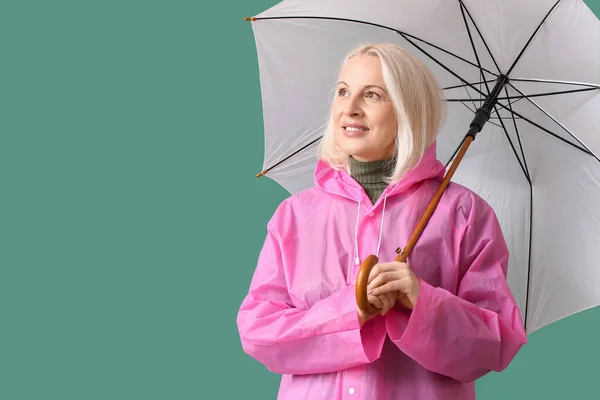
[236,214,386,375]
[386,193,528,383]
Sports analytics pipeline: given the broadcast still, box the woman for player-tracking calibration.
[237,43,527,399]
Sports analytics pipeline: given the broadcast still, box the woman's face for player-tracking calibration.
[333,54,397,162]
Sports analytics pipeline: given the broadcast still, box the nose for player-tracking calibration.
[342,95,363,117]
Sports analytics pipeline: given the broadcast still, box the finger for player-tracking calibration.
[367,271,401,290]
[367,265,381,285]
[371,276,417,296]
[373,262,409,273]
[380,292,396,316]
[367,295,383,310]
[378,293,392,316]
[368,263,410,285]
[367,263,396,284]
[387,292,398,313]
[368,280,404,296]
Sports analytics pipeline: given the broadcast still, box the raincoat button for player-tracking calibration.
[348,387,356,395]
[369,212,374,217]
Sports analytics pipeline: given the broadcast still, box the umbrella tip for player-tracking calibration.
[245,17,257,21]
[256,169,267,178]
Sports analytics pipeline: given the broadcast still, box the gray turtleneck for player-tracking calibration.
[348,156,394,204]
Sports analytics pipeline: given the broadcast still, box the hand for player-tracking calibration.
[357,291,398,326]
[367,261,421,310]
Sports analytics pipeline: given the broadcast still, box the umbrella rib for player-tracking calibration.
[461,81,480,115]
[458,101,502,129]
[444,135,466,169]
[445,103,505,169]
[500,87,597,100]
[508,96,526,107]
[442,80,496,91]
[482,109,504,129]
[400,31,498,77]
[458,0,491,109]
[446,98,511,103]
[493,104,531,183]
[496,101,596,159]
[503,88,533,332]
[394,31,489,99]
[507,82,600,162]
[490,115,523,121]
[445,87,596,102]
[510,78,600,90]
[458,101,476,113]
[262,136,322,175]
[458,0,501,74]
[449,97,524,111]
[506,0,563,76]
[504,88,531,178]
[255,15,499,78]
[490,115,523,120]
[525,181,533,333]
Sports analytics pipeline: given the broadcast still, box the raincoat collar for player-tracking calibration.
[315,141,446,205]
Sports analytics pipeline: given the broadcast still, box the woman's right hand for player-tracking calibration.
[357,291,397,326]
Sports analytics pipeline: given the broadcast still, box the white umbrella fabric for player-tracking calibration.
[246,0,600,334]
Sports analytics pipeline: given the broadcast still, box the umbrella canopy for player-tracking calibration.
[246,0,600,334]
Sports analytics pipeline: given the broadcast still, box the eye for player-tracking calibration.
[337,88,349,97]
[366,91,381,100]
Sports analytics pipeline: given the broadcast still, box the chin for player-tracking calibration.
[335,139,360,153]
[336,136,368,152]
[341,145,373,160]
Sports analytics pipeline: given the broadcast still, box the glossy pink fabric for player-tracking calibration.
[237,142,528,399]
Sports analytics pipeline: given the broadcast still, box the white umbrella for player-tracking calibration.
[246,0,600,334]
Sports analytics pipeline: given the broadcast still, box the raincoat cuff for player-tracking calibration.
[339,285,386,362]
[339,285,361,331]
[396,278,435,347]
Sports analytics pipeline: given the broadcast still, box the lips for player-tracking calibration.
[342,123,369,137]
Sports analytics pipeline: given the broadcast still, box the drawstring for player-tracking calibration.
[354,194,389,266]
[354,200,361,266]
[376,194,388,258]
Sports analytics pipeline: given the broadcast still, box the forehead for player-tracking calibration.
[338,54,386,87]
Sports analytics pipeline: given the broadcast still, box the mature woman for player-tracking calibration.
[237,43,527,400]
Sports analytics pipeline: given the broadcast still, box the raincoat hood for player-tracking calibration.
[315,141,446,204]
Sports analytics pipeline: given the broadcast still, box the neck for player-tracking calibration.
[348,156,394,204]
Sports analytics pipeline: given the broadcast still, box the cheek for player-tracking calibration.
[375,107,397,137]
[333,105,347,132]
[385,118,397,138]
[332,103,344,121]
[384,105,397,127]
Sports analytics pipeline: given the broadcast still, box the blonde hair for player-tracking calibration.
[317,43,446,184]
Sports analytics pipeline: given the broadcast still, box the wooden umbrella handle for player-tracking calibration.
[355,135,474,316]
[355,255,380,315]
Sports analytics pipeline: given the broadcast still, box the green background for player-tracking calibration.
[2,0,599,398]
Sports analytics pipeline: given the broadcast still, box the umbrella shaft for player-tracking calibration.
[469,75,509,137]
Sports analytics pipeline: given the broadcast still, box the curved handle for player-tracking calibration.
[355,253,408,316]
[355,255,380,315]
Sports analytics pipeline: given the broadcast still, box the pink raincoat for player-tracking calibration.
[237,142,528,399]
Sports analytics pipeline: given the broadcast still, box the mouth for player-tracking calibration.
[342,124,370,136]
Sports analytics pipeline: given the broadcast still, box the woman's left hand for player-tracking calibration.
[367,261,421,310]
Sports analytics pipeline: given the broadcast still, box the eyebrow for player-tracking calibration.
[337,81,388,93]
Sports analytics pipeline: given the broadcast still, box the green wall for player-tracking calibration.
[2,1,599,398]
